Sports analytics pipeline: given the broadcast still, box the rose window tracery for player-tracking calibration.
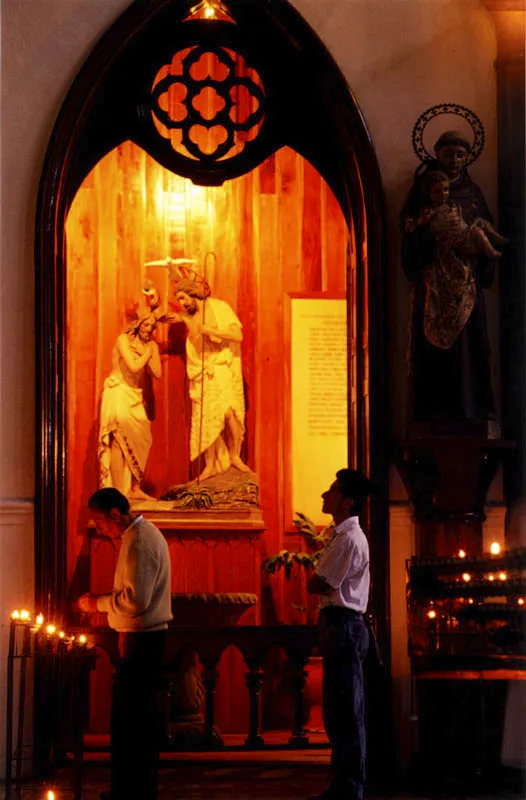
[151,45,265,162]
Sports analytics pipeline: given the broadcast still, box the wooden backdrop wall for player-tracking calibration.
[66,142,352,731]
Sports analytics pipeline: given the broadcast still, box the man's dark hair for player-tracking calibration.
[336,468,372,514]
[88,487,130,515]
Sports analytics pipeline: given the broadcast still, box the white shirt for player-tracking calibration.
[97,515,173,632]
[315,516,370,613]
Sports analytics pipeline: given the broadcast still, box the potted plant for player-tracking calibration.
[261,512,332,579]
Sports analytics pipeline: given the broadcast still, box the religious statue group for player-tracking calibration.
[97,262,249,504]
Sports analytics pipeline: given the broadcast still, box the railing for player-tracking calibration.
[4,619,326,799]
[89,623,322,750]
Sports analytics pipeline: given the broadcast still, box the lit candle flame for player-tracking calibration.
[36,613,44,626]
[79,634,87,645]
[20,609,30,621]
[11,610,20,620]
[488,574,495,582]
[427,609,437,619]
[498,572,507,581]
[46,624,57,635]
[59,631,66,639]
[46,790,56,800]
[518,598,524,606]
[462,573,471,582]
[458,549,466,559]
[490,542,501,555]
[468,598,474,604]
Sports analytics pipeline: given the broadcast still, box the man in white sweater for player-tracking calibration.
[78,488,172,800]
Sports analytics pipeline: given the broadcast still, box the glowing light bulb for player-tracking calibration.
[458,549,466,559]
[498,572,507,581]
[427,610,437,620]
[36,614,44,626]
[518,598,524,606]
[462,573,471,582]
[46,624,56,635]
[11,610,20,620]
[490,542,501,555]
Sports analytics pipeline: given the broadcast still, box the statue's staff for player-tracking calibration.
[194,252,217,483]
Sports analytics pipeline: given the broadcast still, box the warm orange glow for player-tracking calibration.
[36,613,44,626]
[59,631,66,639]
[462,573,471,582]
[184,0,235,23]
[79,634,87,645]
[46,791,56,800]
[488,574,495,582]
[490,542,501,555]
[498,572,507,581]
[468,598,474,604]
[458,549,466,559]
[11,610,20,620]
[427,609,437,619]
[20,609,30,621]
[45,624,57,635]
[518,598,525,606]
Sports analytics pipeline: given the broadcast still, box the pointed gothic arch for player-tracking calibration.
[35,0,388,655]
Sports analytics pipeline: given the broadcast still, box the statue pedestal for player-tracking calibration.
[395,433,515,558]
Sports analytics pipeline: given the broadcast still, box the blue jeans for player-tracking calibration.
[318,608,369,799]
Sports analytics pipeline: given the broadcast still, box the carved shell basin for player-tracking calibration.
[171,592,258,628]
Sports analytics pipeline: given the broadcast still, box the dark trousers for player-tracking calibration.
[111,630,166,800]
[318,608,369,800]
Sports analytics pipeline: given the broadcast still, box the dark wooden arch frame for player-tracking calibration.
[35,0,389,654]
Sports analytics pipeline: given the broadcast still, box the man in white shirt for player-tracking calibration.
[307,468,372,800]
[78,488,172,800]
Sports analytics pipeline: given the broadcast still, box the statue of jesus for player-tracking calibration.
[171,278,249,481]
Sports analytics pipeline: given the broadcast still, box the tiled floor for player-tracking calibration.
[3,763,524,800]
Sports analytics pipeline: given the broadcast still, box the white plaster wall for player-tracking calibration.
[0,0,499,778]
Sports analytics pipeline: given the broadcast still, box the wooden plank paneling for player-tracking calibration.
[67,142,351,732]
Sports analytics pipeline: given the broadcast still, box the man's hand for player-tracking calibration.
[307,572,332,595]
[77,593,99,613]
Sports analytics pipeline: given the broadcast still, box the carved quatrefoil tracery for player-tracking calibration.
[151,44,265,162]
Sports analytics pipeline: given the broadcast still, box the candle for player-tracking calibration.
[498,572,507,581]
[36,613,44,626]
[45,624,57,636]
[462,573,471,582]
[490,542,501,555]
[518,598,524,606]
[20,609,30,621]
[458,550,466,559]
[426,609,437,619]
[78,634,87,646]
[11,610,20,620]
